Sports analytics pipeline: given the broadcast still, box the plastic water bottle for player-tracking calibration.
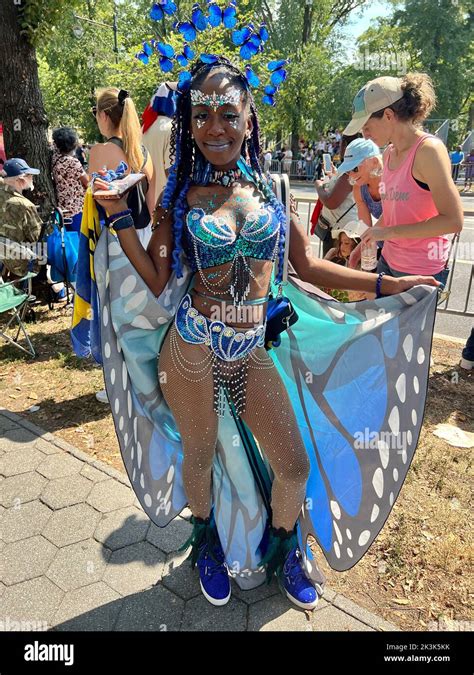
[361,239,378,271]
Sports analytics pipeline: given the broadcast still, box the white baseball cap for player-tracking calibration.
[332,220,368,240]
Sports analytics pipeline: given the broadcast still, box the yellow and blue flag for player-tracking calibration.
[71,189,103,363]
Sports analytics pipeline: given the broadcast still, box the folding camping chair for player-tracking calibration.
[0,240,39,357]
[0,271,37,357]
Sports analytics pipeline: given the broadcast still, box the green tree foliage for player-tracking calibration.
[35,0,473,150]
[19,0,82,45]
[333,0,473,144]
[37,0,371,147]
[393,0,473,138]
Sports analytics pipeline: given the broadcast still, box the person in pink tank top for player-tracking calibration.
[343,74,463,287]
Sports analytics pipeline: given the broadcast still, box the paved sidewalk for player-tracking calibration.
[0,409,399,632]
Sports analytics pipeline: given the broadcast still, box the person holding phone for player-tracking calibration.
[312,134,360,256]
[89,87,155,247]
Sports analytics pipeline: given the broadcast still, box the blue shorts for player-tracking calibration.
[377,255,450,289]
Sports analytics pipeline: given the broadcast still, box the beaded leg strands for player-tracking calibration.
[173,293,273,417]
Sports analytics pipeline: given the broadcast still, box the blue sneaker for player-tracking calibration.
[196,540,231,606]
[279,548,319,610]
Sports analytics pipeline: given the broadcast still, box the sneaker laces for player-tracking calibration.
[284,549,308,585]
[198,544,228,579]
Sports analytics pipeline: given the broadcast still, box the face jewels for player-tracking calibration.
[190,88,243,112]
[196,118,206,129]
[228,118,240,130]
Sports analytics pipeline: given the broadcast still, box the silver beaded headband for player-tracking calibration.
[190,87,243,112]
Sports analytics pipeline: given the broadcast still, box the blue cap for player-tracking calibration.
[337,139,380,175]
[3,158,40,177]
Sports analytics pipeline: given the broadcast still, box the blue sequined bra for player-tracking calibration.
[182,204,281,273]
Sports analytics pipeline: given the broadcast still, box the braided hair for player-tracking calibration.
[163,56,286,283]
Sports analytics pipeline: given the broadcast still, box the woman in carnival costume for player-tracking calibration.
[89,8,440,610]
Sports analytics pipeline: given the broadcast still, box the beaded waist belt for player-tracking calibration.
[174,293,266,361]
[191,287,270,306]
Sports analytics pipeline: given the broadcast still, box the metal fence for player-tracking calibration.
[270,159,320,180]
[293,195,473,317]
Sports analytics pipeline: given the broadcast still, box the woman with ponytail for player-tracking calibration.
[92,58,440,609]
[89,87,155,246]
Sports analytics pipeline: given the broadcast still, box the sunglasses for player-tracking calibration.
[90,106,98,119]
[350,165,359,173]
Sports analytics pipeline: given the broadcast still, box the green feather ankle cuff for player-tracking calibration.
[258,526,298,584]
[178,514,220,568]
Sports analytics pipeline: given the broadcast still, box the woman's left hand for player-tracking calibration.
[361,226,387,245]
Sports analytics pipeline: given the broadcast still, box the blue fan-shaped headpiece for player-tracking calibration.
[135,1,289,105]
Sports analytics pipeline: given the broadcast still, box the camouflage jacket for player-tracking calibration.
[0,177,42,277]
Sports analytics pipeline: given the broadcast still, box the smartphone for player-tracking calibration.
[322,153,332,174]
[93,173,145,200]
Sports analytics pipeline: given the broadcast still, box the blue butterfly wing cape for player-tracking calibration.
[93,227,437,590]
[272,275,437,574]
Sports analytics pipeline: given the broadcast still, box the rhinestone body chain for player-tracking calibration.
[169,323,274,417]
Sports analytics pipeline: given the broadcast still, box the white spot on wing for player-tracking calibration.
[396,373,406,403]
[403,334,413,362]
[358,530,371,547]
[372,468,384,498]
[330,500,341,520]
[378,440,389,469]
[370,504,379,523]
[120,274,137,297]
[389,406,400,436]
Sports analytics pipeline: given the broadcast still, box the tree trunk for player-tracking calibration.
[291,121,299,158]
[276,129,282,150]
[292,3,313,157]
[291,93,301,158]
[0,0,55,217]
[302,4,313,45]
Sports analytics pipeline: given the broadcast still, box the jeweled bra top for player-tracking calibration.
[182,204,281,273]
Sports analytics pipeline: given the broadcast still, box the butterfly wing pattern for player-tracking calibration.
[94,221,438,589]
[270,277,437,576]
